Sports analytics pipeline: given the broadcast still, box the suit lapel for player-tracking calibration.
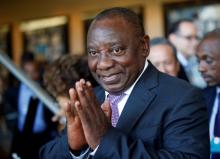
[94,86,105,104]
[117,63,158,133]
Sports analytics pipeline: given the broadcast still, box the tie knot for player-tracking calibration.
[108,93,125,105]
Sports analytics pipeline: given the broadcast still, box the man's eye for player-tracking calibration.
[112,48,123,55]
[205,57,213,64]
[88,50,98,56]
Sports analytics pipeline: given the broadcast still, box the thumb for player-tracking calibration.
[101,100,111,121]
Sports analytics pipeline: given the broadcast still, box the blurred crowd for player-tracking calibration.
[0,18,219,158]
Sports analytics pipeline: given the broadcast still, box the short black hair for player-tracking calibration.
[198,28,220,51]
[91,7,145,38]
[168,18,194,35]
[150,37,178,61]
[21,52,35,65]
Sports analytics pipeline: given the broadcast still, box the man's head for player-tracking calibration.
[196,29,220,87]
[149,37,180,77]
[87,7,149,94]
[21,52,40,81]
[169,19,199,59]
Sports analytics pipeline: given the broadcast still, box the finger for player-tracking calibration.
[52,114,59,122]
[64,101,76,124]
[74,100,90,126]
[75,81,89,109]
[101,100,112,121]
[85,81,97,101]
[69,88,77,102]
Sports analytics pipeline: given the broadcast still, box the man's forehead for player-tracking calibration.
[91,16,128,29]
[178,22,197,33]
[198,38,220,55]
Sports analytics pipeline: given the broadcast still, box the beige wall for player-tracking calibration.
[0,0,189,64]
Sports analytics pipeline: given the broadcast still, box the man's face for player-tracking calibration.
[87,17,148,93]
[149,44,179,77]
[172,22,199,58]
[196,38,220,86]
[23,62,40,81]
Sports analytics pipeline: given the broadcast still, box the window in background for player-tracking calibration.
[164,1,220,37]
[20,16,69,63]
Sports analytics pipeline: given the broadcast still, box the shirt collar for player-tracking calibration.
[217,87,220,94]
[177,51,188,66]
[105,60,149,97]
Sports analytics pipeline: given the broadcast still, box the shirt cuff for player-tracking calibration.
[90,145,99,156]
[70,147,90,159]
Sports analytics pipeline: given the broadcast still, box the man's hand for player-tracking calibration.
[65,88,87,150]
[74,79,111,149]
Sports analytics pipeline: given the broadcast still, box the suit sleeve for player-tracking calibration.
[93,88,210,159]
[39,129,91,159]
[39,130,72,159]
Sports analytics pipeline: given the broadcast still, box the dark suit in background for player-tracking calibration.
[177,64,189,82]
[40,63,210,159]
[4,83,56,159]
[203,86,217,118]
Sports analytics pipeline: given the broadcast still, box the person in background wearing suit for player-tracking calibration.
[168,19,206,88]
[196,29,220,158]
[40,7,209,159]
[149,37,188,81]
[4,52,55,159]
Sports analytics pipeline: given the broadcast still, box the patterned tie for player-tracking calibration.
[212,93,220,159]
[108,93,125,127]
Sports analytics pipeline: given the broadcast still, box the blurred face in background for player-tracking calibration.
[170,22,199,59]
[23,62,40,81]
[197,38,220,86]
[149,44,180,77]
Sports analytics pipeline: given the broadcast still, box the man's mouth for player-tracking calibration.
[100,73,120,84]
[202,74,212,82]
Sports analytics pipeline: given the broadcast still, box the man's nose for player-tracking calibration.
[158,63,166,73]
[198,61,207,73]
[97,53,114,70]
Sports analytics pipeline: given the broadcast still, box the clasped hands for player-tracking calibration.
[65,79,112,151]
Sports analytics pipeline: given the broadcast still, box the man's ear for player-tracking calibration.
[168,33,176,45]
[142,35,150,57]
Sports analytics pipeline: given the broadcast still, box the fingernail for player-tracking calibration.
[86,81,92,87]
[81,79,85,84]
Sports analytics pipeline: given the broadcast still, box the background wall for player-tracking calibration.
[0,0,190,64]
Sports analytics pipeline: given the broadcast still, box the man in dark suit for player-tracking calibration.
[168,19,206,88]
[196,29,220,158]
[40,7,209,159]
[4,52,55,159]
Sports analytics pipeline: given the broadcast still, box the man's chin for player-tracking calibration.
[102,84,124,94]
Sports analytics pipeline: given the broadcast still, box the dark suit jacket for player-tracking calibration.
[177,64,189,82]
[40,63,210,159]
[202,86,217,120]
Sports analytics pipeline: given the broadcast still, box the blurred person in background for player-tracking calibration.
[43,54,97,132]
[169,19,206,88]
[0,66,11,159]
[196,28,220,158]
[149,37,188,81]
[4,52,55,159]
